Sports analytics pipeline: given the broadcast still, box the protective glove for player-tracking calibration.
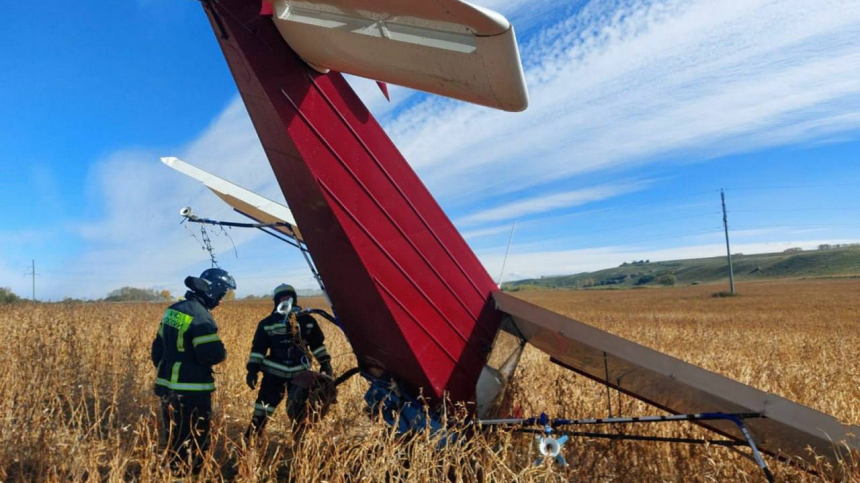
[246,371,258,390]
[320,361,333,377]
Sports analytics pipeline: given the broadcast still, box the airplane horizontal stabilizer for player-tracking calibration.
[160,156,302,241]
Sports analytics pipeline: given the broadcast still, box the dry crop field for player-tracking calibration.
[1,278,858,482]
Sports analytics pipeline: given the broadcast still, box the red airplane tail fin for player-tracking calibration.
[203,0,503,404]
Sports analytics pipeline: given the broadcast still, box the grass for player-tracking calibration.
[1,279,858,481]
[505,246,860,290]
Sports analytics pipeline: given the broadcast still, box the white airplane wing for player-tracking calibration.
[270,0,529,112]
[160,156,303,242]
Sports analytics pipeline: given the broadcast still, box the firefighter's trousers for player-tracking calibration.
[160,392,211,474]
[247,373,309,435]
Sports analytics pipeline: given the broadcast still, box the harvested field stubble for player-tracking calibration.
[0,279,858,481]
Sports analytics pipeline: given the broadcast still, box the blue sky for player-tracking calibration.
[2,0,859,300]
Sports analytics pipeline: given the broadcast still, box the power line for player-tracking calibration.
[506,183,860,231]
[730,207,860,213]
[26,182,860,296]
[724,183,860,191]
[731,222,860,230]
[469,210,720,244]
[476,183,860,250]
[561,212,721,237]
[505,181,857,228]
[472,189,718,231]
[548,189,719,217]
[521,227,725,253]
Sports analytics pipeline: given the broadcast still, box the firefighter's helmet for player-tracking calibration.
[273,283,297,304]
[199,268,236,303]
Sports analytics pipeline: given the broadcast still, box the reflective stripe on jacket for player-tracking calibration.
[246,308,330,379]
[151,292,226,394]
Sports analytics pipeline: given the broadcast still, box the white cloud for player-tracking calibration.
[367,0,860,205]
[461,225,516,240]
[725,228,782,239]
[59,98,311,299]
[788,228,831,235]
[43,0,860,298]
[456,181,647,226]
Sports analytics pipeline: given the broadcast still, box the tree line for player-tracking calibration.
[0,286,319,304]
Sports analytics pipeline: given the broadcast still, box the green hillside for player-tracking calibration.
[503,246,860,291]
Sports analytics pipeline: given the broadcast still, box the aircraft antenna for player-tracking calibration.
[497,220,517,288]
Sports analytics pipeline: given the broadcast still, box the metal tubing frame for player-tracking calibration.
[183,215,292,231]
[230,208,335,309]
[254,225,303,250]
[182,211,337,312]
[516,428,747,447]
[479,412,775,482]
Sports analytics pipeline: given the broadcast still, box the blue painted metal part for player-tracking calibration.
[535,423,569,467]
[363,373,455,448]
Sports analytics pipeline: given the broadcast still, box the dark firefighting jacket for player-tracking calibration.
[151,292,227,395]
[246,307,330,379]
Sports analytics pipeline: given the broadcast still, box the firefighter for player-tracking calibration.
[245,283,333,438]
[151,268,235,474]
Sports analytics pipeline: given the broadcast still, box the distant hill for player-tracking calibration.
[503,246,860,291]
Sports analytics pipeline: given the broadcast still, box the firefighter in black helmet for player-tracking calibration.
[245,283,333,438]
[151,268,235,474]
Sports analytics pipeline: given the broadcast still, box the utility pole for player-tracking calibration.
[25,259,37,301]
[498,220,517,288]
[721,189,736,295]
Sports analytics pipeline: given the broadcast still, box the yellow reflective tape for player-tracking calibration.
[171,362,181,384]
[155,362,216,392]
[161,309,193,352]
[192,333,220,347]
[260,367,296,379]
[156,378,215,392]
[312,346,328,356]
[262,359,307,372]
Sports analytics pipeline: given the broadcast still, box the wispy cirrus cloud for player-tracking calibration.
[33,0,860,299]
[61,98,306,299]
[461,225,516,240]
[457,181,647,226]
[377,0,860,205]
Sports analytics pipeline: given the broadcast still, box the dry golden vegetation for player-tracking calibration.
[1,279,858,482]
